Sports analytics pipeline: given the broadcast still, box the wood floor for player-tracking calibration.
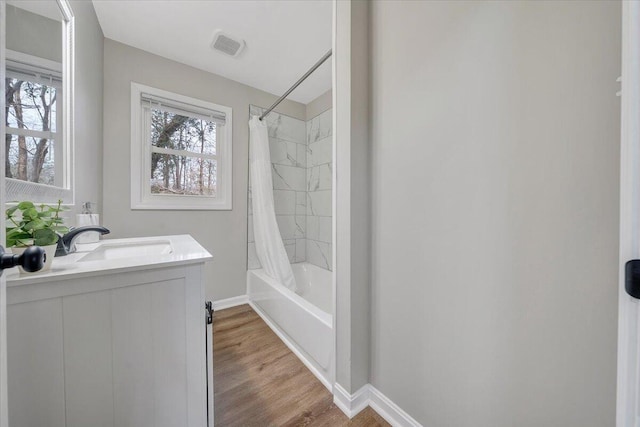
[213,304,389,427]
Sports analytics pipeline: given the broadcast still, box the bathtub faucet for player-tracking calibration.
[55,226,110,257]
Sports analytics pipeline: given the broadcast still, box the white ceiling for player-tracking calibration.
[92,0,332,104]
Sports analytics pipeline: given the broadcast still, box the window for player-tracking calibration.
[131,83,232,210]
[5,51,72,202]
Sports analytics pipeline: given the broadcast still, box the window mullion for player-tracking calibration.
[151,146,217,161]
[7,127,57,140]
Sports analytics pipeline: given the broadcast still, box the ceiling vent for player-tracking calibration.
[211,30,245,58]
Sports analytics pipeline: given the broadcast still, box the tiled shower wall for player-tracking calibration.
[305,109,332,270]
[247,105,332,271]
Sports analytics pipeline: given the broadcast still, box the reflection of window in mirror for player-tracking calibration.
[6,52,62,187]
[4,1,73,204]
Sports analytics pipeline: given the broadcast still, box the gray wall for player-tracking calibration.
[6,4,61,62]
[347,0,371,394]
[369,1,621,426]
[102,39,306,300]
[335,0,371,394]
[71,0,103,222]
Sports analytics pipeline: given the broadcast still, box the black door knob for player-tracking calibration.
[626,260,640,299]
[0,245,46,275]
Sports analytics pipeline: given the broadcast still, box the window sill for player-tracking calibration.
[131,195,231,211]
[6,179,73,205]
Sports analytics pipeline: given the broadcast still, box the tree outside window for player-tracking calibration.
[149,109,217,196]
[5,76,58,185]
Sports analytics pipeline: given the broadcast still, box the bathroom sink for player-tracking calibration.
[79,240,173,262]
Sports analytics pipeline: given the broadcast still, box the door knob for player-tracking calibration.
[626,260,640,299]
[0,245,46,275]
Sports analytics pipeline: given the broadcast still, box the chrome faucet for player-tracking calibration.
[55,226,110,257]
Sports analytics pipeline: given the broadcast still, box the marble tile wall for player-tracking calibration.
[247,105,333,272]
[305,108,333,271]
[248,106,307,269]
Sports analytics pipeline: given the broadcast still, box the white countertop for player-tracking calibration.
[6,234,212,286]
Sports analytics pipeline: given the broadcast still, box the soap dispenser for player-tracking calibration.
[75,202,101,244]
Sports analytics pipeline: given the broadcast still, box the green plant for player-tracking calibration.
[6,200,69,247]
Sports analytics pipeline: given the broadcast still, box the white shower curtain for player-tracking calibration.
[249,116,297,291]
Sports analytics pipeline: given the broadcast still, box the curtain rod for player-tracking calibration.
[259,49,332,121]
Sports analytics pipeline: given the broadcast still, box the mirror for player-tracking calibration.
[4,0,73,203]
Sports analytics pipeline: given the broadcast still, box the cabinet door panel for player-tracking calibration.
[112,284,155,427]
[112,279,191,427]
[63,290,114,427]
[7,298,65,427]
[151,279,188,427]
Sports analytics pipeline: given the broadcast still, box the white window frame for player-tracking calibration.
[130,82,233,210]
[5,50,64,189]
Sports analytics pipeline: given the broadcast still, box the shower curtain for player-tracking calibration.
[249,116,297,291]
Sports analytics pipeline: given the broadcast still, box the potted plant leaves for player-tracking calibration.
[6,200,69,273]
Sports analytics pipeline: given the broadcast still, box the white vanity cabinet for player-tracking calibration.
[6,235,213,427]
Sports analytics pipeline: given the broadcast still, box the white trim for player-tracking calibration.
[5,50,63,90]
[333,383,369,419]
[60,0,73,203]
[56,0,73,22]
[331,0,339,395]
[334,0,352,397]
[151,146,217,161]
[0,2,8,425]
[151,145,218,160]
[130,82,233,211]
[5,127,56,140]
[141,92,226,124]
[617,2,640,426]
[212,295,248,311]
[6,49,62,75]
[249,301,332,391]
[368,385,423,427]
[332,383,423,427]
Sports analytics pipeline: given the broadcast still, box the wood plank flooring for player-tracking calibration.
[213,304,389,427]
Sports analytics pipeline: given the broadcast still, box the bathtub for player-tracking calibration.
[247,262,333,389]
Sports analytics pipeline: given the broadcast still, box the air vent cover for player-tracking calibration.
[211,31,245,57]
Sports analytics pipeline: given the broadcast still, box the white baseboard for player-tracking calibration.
[333,383,422,427]
[368,385,422,427]
[212,295,249,311]
[248,301,333,391]
[333,383,370,419]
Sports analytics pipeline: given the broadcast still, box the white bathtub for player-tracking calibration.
[247,262,333,388]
